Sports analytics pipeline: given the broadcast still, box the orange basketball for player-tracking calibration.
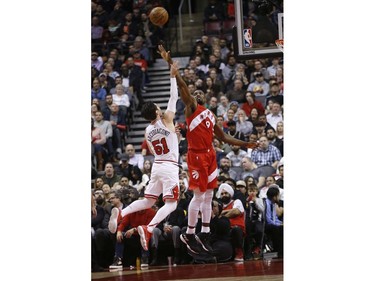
[149,7,169,27]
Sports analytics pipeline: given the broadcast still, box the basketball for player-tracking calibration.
[149,7,169,27]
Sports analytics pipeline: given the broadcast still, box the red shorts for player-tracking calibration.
[187,148,217,192]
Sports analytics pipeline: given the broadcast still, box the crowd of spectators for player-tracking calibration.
[91,0,284,272]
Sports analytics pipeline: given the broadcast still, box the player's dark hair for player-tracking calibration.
[141,101,158,121]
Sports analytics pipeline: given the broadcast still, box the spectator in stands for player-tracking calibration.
[120,12,139,41]
[92,117,106,171]
[236,109,253,141]
[112,84,130,114]
[226,79,247,104]
[248,107,259,125]
[275,165,284,189]
[109,1,126,23]
[105,103,127,156]
[267,57,282,78]
[209,199,233,262]
[217,95,230,119]
[94,177,105,190]
[91,102,101,119]
[204,0,225,22]
[206,54,225,75]
[219,38,230,62]
[102,162,122,188]
[125,144,144,168]
[266,101,283,130]
[92,16,104,45]
[110,192,156,269]
[93,4,109,28]
[102,184,112,202]
[108,49,123,73]
[247,72,269,107]
[94,110,115,162]
[216,183,246,262]
[226,63,249,91]
[115,154,134,179]
[266,127,283,156]
[258,114,273,132]
[150,202,186,266]
[226,144,248,168]
[133,36,152,64]
[276,121,284,140]
[92,51,103,72]
[205,76,222,100]
[207,96,219,116]
[243,183,263,259]
[107,18,122,42]
[246,133,259,156]
[98,72,115,94]
[194,56,207,73]
[93,190,122,268]
[218,156,238,180]
[222,54,238,86]
[104,62,121,80]
[109,76,123,95]
[226,120,246,142]
[265,82,283,107]
[259,186,283,258]
[242,91,265,118]
[252,120,268,139]
[124,58,144,108]
[239,156,255,180]
[250,136,281,188]
[208,68,225,92]
[92,78,107,101]
[249,60,270,83]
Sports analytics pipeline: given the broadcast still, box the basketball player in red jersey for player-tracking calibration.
[158,45,255,254]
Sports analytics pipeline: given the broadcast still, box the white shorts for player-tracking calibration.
[144,162,180,201]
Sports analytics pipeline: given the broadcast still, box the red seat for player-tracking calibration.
[203,21,222,36]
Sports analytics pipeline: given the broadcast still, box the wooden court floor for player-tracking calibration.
[92,259,283,281]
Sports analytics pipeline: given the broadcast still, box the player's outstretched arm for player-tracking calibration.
[157,45,196,109]
[163,61,179,126]
[214,123,252,148]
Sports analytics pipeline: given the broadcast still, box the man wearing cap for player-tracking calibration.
[227,120,246,142]
[247,72,270,107]
[216,183,246,262]
[91,51,103,72]
[115,154,134,180]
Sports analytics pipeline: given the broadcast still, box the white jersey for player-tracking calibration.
[145,119,179,165]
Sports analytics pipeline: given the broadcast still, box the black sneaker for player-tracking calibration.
[141,256,149,268]
[109,256,123,269]
[180,233,202,254]
[196,232,213,253]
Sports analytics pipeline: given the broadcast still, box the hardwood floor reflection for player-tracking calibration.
[92,259,283,281]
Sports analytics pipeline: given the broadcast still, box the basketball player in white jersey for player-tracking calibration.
[116,61,180,251]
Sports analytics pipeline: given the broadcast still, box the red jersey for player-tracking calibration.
[186,104,216,151]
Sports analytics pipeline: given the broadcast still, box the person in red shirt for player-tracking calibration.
[159,45,253,255]
[241,91,265,117]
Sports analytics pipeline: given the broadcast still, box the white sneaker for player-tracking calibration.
[108,208,119,234]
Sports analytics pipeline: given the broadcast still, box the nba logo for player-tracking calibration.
[243,28,253,48]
